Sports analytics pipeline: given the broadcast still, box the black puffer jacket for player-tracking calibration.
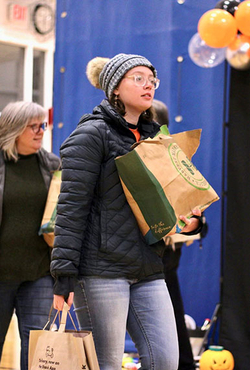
[51,99,166,294]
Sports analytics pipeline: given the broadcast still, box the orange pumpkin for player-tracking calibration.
[199,345,234,370]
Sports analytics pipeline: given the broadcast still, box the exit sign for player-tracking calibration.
[8,3,28,22]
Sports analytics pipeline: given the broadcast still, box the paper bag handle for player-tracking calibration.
[58,302,77,333]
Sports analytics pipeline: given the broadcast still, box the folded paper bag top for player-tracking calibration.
[115,129,219,245]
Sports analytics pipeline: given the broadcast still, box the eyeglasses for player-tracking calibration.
[27,122,47,134]
[125,74,160,90]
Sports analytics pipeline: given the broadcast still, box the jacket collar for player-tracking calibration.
[79,99,160,139]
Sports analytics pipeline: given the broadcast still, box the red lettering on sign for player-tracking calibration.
[13,4,27,21]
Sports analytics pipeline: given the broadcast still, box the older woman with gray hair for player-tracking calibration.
[0,101,60,370]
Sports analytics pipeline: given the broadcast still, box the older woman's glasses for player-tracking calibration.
[125,74,160,90]
[27,122,47,134]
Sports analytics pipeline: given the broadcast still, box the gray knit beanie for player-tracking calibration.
[86,53,157,99]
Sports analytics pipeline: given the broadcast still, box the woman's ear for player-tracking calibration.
[114,88,119,95]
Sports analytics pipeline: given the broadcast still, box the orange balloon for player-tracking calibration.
[228,34,250,51]
[239,34,250,44]
[228,35,241,51]
[198,9,237,48]
[235,1,250,37]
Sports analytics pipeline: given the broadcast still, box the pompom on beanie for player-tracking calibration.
[86,53,157,99]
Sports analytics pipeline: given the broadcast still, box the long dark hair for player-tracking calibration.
[110,93,155,122]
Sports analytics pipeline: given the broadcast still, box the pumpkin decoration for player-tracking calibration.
[199,345,234,370]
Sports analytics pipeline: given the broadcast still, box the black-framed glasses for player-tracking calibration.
[27,122,47,134]
[125,74,160,90]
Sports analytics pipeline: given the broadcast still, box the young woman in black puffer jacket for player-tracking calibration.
[51,53,202,370]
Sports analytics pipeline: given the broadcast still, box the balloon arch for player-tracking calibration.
[188,0,250,70]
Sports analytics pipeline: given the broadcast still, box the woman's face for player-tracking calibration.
[16,118,46,155]
[114,66,156,118]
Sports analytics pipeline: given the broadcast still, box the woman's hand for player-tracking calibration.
[179,208,201,234]
[53,292,74,311]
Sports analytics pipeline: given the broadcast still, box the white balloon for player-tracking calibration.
[188,33,226,68]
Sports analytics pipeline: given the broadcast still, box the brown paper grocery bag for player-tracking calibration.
[115,129,219,245]
[28,304,100,370]
[39,170,61,247]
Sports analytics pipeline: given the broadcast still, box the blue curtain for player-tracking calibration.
[53,0,224,327]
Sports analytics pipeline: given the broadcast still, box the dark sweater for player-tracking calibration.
[0,154,51,282]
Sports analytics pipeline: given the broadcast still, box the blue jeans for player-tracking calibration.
[74,277,179,370]
[0,275,54,370]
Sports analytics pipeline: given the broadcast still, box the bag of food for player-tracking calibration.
[28,304,100,370]
[115,129,219,245]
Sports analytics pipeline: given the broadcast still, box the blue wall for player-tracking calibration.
[53,0,224,327]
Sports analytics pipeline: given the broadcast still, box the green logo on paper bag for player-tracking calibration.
[169,143,210,190]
